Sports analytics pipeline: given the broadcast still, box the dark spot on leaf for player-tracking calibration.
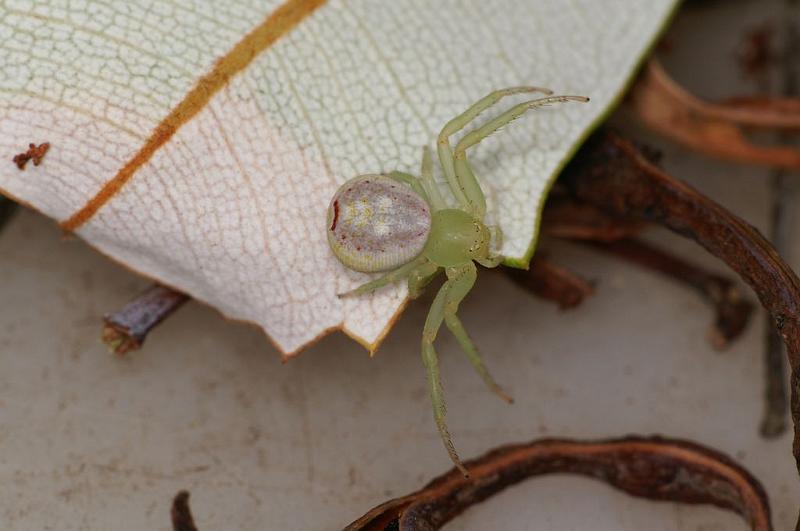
[13,142,50,170]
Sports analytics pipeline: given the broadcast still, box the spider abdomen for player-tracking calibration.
[327,174,432,273]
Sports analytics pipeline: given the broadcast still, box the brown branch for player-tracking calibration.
[756,0,799,441]
[631,60,800,168]
[540,197,754,349]
[586,238,754,349]
[762,319,788,438]
[0,196,17,234]
[102,284,188,355]
[559,130,800,518]
[171,490,199,531]
[344,436,771,531]
[721,96,800,122]
[505,256,594,310]
[541,198,645,242]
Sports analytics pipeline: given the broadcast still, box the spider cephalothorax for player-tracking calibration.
[327,87,589,475]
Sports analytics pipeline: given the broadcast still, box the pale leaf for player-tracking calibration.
[0,0,679,355]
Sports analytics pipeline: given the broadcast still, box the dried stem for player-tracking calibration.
[761,170,793,438]
[758,0,799,440]
[102,284,188,355]
[541,198,645,242]
[586,238,754,349]
[763,320,789,438]
[540,197,754,348]
[171,490,199,531]
[722,96,800,121]
[0,196,17,234]
[345,436,771,531]
[631,60,800,168]
[559,130,800,523]
[505,256,594,310]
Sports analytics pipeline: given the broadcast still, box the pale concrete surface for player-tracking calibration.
[1,1,798,530]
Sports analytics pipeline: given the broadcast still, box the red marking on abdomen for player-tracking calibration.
[330,200,340,231]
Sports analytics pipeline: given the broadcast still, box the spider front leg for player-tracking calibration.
[476,225,504,268]
[421,262,512,476]
[389,147,447,212]
[437,87,554,212]
[453,95,590,219]
[443,263,513,403]
[419,146,446,211]
[407,260,440,299]
[387,171,428,201]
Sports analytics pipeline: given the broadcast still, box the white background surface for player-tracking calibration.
[1,1,799,530]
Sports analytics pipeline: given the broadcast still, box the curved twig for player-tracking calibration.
[560,130,800,523]
[540,198,753,348]
[171,490,199,531]
[586,238,754,349]
[0,196,17,234]
[345,436,771,531]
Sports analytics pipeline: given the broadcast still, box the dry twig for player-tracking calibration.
[171,490,199,531]
[631,60,800,168]
[540,197,753,348]
[102,284,188,355]
[506,256,594,310]
[0,196,16,234]
[586,238,753,349]
[560,131,800,524]
[345,436,771,531]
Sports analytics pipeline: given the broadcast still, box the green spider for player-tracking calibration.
[327,87,589,475]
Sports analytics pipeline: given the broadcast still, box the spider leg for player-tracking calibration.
[422,274,468,476]
[388,171,428,202]
[443,263,512,403]
[489,225,503,249]
[419,146,446,211]
[476,225,504,268]
[453,95,590,218]
[437,87,553,211]
[338,256,428,297]
[407,260,441,299]
[476,255,504,268]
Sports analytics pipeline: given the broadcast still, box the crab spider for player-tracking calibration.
[327,87,589,475]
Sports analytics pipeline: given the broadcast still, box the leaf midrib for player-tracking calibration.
[59,0,328,232]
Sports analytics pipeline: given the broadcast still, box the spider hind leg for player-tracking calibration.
[421,262,513,476]
[422,273,468,476]
[443,263,512,402]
